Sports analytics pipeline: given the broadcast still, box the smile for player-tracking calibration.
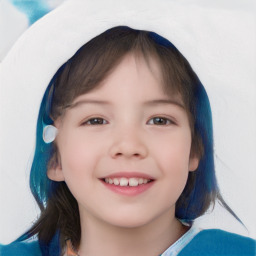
[100,173,155,196]
[104,177,151,187]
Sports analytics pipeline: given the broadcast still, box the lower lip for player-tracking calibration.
[100,180,155,196]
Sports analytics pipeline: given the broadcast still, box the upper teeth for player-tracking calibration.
[104,177,150,186]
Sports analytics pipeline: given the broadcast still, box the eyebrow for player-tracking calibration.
[65,100,112,109]
[66,98,185,110]
[143,99,184,109]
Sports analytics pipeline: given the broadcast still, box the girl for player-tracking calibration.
[0,1,255,256]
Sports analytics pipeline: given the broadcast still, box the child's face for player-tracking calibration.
[48,53,199,228]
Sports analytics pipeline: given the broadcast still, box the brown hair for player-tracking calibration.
[28,26,230,254]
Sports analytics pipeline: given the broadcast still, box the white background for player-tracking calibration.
[0,0,256,244]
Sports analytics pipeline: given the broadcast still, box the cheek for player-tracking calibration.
[58,132,101,178]
[57,134,101,202]
[155,131,192,169]
[153,131,192,195]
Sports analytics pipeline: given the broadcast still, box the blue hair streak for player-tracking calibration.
[176,78,217,221]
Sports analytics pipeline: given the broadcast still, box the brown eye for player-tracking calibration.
[82,118,107,125]
[148,117,174,125]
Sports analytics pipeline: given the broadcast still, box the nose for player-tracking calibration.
[109,125,148,160]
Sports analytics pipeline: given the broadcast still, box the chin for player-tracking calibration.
[103,211,156,229]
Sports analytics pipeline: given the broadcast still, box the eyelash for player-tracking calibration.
[81,116,176,126]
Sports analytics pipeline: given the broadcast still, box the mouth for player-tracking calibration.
[99,173,155,196]
[101,177,153,187]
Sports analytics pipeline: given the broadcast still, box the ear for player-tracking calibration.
[47,165,65,181]
[47,152,65,181]
[188,156,199,172]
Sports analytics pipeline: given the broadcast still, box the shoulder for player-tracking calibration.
[0,239,41,256]
[178,229,256,256]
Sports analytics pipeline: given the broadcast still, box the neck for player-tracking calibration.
[77,208,189,256]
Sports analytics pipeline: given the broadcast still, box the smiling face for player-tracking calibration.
[47,53,199,228]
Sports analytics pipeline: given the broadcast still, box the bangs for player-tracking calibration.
[50,27,192,122]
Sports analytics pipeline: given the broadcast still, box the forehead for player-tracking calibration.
[69,53,183,107]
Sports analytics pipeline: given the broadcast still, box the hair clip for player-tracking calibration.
[43,125,58,143]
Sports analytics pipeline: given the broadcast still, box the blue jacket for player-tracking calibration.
[1,229,255,255]
[177,229,255,256]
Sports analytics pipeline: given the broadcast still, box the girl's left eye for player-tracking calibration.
[82,117,108,125]
[147,117,175,125]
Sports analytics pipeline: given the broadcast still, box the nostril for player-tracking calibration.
[109,141,148,159]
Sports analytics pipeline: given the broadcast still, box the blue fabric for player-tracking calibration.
[1,229,255,255]
[178,229,256,256]
[0,239,41,255]
[9,0,50,25]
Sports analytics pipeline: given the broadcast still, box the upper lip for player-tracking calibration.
[100,172,155,180]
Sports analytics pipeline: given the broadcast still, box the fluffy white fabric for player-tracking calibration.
[0,0,255,243]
